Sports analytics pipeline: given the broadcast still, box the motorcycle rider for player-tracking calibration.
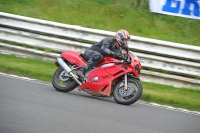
[76,29,131,79]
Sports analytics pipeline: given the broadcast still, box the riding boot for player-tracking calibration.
[76,64,88,79]
[76,52,103,79]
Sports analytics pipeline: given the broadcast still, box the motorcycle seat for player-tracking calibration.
[79,53,88,61]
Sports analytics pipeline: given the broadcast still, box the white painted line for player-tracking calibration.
[0,72,51,86]
[0,72,200,116]
[137,101,200,116]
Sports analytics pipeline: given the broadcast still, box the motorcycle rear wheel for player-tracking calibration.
[52,66,78,92]
[113,78,143,105]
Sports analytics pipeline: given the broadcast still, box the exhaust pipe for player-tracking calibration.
[57,57,82,85]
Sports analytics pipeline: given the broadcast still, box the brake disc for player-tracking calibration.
[119,84,136,97]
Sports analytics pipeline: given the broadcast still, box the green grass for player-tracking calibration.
[0,54,57,81]
[142,82,200,111]
[0,53,200,112]
[0,0,199,46]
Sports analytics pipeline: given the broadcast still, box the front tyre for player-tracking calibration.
[113,78,143,105]
[52,66,78,92]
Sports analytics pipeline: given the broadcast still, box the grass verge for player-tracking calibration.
[0,53,200,112]
[0,0,199,46]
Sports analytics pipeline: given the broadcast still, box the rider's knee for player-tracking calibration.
[92,53,103,63]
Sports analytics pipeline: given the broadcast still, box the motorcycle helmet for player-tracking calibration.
[115,30,130,47]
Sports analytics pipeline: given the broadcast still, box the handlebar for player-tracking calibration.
[120,54,131,64]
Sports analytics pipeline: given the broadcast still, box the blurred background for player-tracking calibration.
[0,0,199,46]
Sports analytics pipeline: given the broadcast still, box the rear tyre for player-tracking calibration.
[52,66,78,92]
[113,78,143,105]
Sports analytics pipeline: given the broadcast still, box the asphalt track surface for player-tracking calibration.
[0,74,200,133]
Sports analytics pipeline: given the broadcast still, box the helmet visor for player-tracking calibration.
[123,39,130,45]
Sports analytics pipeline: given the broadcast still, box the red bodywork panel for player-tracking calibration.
[61,50,141,97]
[61,50,86,67]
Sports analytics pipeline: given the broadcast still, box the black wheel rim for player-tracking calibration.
[55,71,74,87]
[54,66,76,89]
[115,80,139,102]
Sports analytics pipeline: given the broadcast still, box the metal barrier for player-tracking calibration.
[0,12,199,89]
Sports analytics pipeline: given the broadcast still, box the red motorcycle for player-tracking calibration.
[52,48,143,105]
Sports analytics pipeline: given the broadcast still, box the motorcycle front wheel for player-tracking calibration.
[52,66,78,92]
[113,78,143,105]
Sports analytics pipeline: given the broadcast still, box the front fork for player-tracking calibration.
[124,73,128,91]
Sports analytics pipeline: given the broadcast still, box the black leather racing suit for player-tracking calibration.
[82,37,122,70]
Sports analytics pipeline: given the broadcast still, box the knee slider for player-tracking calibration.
[92,54,103,63]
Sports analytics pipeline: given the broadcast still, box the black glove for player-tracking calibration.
[123,56,131,64]
[111,52,123,60]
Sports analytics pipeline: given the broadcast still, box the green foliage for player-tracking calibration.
[0,0,199,46]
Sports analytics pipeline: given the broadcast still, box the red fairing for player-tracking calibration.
[61,50,141,97]
[128,53,141,78]
[61,50,86,67]
[79,68,114,96]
